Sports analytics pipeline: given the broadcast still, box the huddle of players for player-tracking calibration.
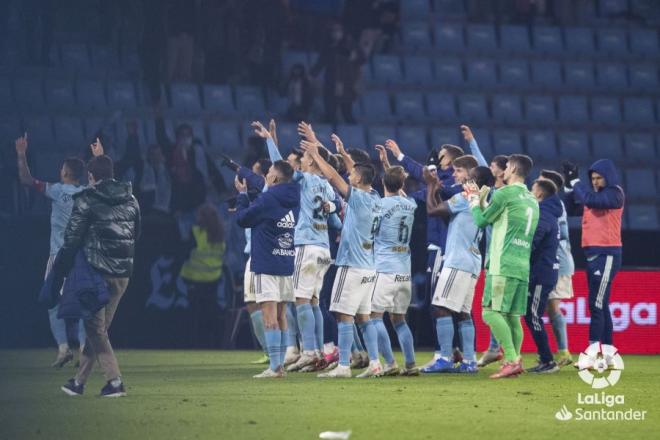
[235,120,573,379]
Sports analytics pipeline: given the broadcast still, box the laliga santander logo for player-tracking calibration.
[576,343,624,389]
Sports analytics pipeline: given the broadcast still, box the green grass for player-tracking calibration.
[0,350,657,440]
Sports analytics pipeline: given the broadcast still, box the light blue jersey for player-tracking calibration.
[45,182,84,255]
[375,195,417,274]
[336,187,381,269]
[444,193,483,275]
[557,201,575,276]
[294,172,336,248]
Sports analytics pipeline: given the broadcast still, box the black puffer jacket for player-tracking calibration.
[56,179,141,277]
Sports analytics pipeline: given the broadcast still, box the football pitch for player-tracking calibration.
[0,350,657,440]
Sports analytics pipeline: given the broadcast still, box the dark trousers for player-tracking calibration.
[586,253,622,345]
[187,281,220,348]
[524,281,554,363]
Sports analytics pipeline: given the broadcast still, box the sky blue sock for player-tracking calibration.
[436,316,454,359]
[459,319,476,362]
[264,329,281,371]
[286,304,298,347]
[373,318,394,364]
[358,321,379,362]
[338,322,353,366]
[488,331,500,351]
[250,310,267,353]
[296,303,316,352]
[312,304,324,351]
[551,312,568,351]
[352,323,365,352]
[280,330,287,367]
[394,321,415,367]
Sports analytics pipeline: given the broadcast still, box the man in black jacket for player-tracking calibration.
[57,155,141,397]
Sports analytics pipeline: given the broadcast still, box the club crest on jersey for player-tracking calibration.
[276,232,294,249]
[277,211,296,228]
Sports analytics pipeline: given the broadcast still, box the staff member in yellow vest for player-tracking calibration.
[181,203,226,348]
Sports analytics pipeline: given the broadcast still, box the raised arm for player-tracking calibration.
[15,133,36,186]
[573,183,624,210]
[234,178,270,228]
[385,139,425,183]
[461,125,487,167]
[330,133,355,172]
[375,144,391,170]
[424,171,451,219]
[252,121,283,162]
[300,139,349,197]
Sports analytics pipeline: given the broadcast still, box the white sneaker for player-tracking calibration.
[317,364,352,378]
[253,368,285,379]
[283,347,300,367]
[323,342,336,355]
[420,353,441,370]
[356,360,384,378]
[382,362,400,377]
[286,351,318,372]
[477,349,503,367]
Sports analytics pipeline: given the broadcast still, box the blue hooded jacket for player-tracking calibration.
[530,194,562,287]
[236,181,301,275]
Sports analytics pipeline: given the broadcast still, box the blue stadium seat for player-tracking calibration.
[533,26,563,53]
[14,78,45,109]
[525,95,556,123]
[466,127,492,155]
[84,117,111,142]
[498,60,529,87]
[466,59,497,86]
[458,94,488,123]
[624,133,656,160]
[597,29,629,55]
[591,132,623,159]
[207,121,241,156]
[564,62,594,89]
[46,78,75,108]
[434,58,464,85]
[368,126,397,153]
[629,64,658,91]
[169,83,201,113]
[313,124,334,146]
[625,169,656,201]
[397,126,429,159]
[336,124,367,149]
[395,92,426,121]
[362,90,393,122]
[0,77,12,109]
[430,126,460,149]
[401,0,430,19]
[558,131,590,163]
[273,123,299,151]
[372,55,403,84]
[77,79,106,109]
[23,116,53,147]
[491,94,522,123]
[623,97,655,125]
[426,92,456,121]
[531,61,562,88]
[434,23,464,51]
[627,204,659,230]
[403,56,433,85]
[500,25,531,52]
[235,86,265,117]
[558,95,589,124]
[565,27,595,54]
[526,130,557,162]
[630,29,659,55]
[434,0,466,16]
[60,43,91,71]
[203,84,234,113]
[600,0,629,16]
[591,97,621,124]
[466,24,497,52]
[493,129,522,155]
[89,45,119,68]
[0,116,21,142]
[107,80,137,108]
[596,63,628,90]
[53,116,86,151]
[401,22,432,49]
[282,51,309,74]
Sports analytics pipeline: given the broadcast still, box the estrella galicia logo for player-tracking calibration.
[576,343,624,389]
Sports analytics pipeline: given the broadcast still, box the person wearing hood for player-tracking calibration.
[563,159,624,355]
[55,155,141,398]
[235,160,301,378]
[525,179,562,374]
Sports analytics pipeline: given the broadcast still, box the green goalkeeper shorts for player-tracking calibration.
[482,274,528,316]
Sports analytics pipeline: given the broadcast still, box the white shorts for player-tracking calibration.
[243,258,256,303]
[549,275,574,300]
[293,245,332,300]
[329,266,377,316]
[254,273,294,304]
[371,273,412,315]
[432,267,478,313]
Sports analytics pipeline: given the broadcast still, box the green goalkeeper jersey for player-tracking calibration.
[471,182,539,281]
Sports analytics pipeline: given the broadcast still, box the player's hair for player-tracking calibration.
[288,149,304,162]
[87,155,114,181]
[439,144,464,161]
[533,179,558,199]
[383,166,406,193]
[333,154,346,175]
[317,147,330,163]
[62,157,85,181]
[197,203,224,243]
[452,155,479,170]
[354,162,376,185]
[257,158,272,176]
[326,153,339,172]
[507,154,533,178]
[540,169,564,189]
[491,155,508,171]
[348,148,370,164]
[272,160,294,182]
[472,166,495,188]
